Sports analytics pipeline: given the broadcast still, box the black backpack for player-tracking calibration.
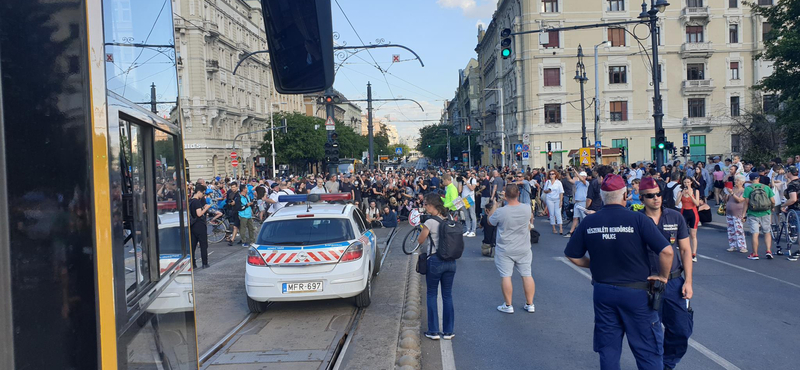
[662,183,679,209]
[429,216,465,261]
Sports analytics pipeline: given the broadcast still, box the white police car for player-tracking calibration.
[245,193,380,313]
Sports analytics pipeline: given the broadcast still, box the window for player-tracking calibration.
[688,98,705,117]
[731,134,741,153]
[610,101,628,121]
[689,135,706,164]
[544,104,561,123]
[686,26,704,43]
[688,0,703,7]
[687,63,704,80]
[542,0,558,12]
[607,0,625,11]
[544,68,560,86]
[119,120,152,296]
[257,218,355,245]
[729,24,739,43]
[609,66,627,84]
[763,23,773,42]
[729,0,738,8]
[608,28,626,47]
[730,62,740,80]
[544,30,560,48]
[763,94,777,114]
[731,96,740,117]
[758,0,773,5]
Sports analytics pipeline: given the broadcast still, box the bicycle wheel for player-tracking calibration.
[771,213,784,240]
[787,210,799,244]
[207,219,227,244]
[402,227,422,255]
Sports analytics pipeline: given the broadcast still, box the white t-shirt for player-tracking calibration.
[424,217,441,255]
[269,188,295,213]
[461,177,476,199]
[544,179,564,200]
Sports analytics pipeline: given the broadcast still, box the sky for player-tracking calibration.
[330,0,496,145]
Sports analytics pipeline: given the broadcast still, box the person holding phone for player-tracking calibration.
[543,170,565,235]
[189,184,212,268]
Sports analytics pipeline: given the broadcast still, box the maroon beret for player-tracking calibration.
[601,174,626,192]
[639,177,659,191]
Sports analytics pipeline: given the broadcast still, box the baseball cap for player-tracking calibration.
[270,182,280,188]
[788,166,799,176]
[205,188,214,194]
[579,171,587,177]
[748,172,759,181]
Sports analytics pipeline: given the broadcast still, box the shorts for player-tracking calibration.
[494,248,532,277]
[682,208,699,229]
[228,213,240,228]
[747,214,771,234]
[573,200,587,220]
[714,180,724,189]
[257,200,267,212]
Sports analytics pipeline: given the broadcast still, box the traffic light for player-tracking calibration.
[656,129,666,150]
[620,146,626,160]
[546,141,553,161]
[500,28,513,59]
[465,125,472,134]
[318,94,341,105]
[597,147,603,158]
[516,152,522,161]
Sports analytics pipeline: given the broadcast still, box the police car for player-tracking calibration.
[245,193,380,313]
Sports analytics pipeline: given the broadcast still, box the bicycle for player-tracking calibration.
[771,209,800,260]
[402,208,425,255]
[207,209,232,244]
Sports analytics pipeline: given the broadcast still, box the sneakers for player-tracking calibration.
[242,243,250,248]
[726,247,737,252]
[497,303,514,314]
[766,251,774,259]
[788,254,798,262]
[776,248,784,255]
[692,254,697,263]
[523,303,535,313]
[747,253,760,260]
[442,333,455,340]
[463,231,470,236]
[468,232,476,237]
[739,248,749,253]
[563,233,572,238]
[424,332,440,340]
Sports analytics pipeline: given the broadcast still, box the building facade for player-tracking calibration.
[475,0,773,169]
[173,0,304,179]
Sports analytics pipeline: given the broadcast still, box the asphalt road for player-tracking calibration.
[422,216,800,370]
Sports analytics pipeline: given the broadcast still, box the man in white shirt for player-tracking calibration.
[267,181,295,215]
[461,171,478,237]
[309,178,327,194]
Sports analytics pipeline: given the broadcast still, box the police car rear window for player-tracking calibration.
[257,218,355,246]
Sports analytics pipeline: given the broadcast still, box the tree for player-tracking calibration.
[334,122,368,158]
[749,0,800,155]
[730,94,785,165]
[416,124,479,165]
[260,112,326,170]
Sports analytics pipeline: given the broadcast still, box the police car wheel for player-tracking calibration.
[355,277,372,308]
[247,296,268,313]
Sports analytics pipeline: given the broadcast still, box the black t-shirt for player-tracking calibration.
[480,178,491,197]
[759,175,771,186]
[340,182,354,195]
[586,179,603,211]
[189,198,206,226]
[565,205,670,285]
[643,208,689,274]
[372,183,384,197]
[786,179,800,210]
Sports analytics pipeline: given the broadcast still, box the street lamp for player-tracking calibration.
[639,0,669,168]
[484,87,505,167]
[574,44,589,149]
[593,40,608,158]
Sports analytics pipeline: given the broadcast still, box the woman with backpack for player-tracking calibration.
[680,176,702,262]
[417,193,456,340]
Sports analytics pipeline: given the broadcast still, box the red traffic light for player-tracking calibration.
[325,97,333,103]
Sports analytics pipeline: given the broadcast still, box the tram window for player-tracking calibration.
[153,131,187,276]
[119,120,153,296]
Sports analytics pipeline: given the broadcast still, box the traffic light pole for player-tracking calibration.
[325,87,338,175]
[648,6,665,169]
[367,82,374,169]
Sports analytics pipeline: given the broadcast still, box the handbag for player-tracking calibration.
[416,236,433,275]
[717,203,726,216]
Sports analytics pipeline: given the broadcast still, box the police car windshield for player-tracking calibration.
[256,218,355,246]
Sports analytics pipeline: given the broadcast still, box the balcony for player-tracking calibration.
[206,60,219,73]
[204,20,219,37]
[682,79,715,95]
[680,7,710,23]
[237,42,251,54]
[680,42,714,58]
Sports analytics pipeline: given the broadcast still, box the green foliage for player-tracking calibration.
[334,122,367,158]
[749,0,800,155]
[416,124,479,163]
[731,97,785,165]
[260,112,326,167]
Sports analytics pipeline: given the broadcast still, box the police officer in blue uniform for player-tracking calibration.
[565,174,674,370]
[639,177,694,370]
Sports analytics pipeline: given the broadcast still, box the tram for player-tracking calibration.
[0,0,332,369]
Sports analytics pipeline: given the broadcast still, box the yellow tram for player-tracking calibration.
[1,0,333,368]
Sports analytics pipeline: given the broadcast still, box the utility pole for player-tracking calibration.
[484,87,505,167]
[575,45,589,149]
[594,41,607,155]
[446,128,451,166]
[324,87,339,175]
[644,1,668,169]
[367,82,374,170]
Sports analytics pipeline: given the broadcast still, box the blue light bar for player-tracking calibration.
[277,193,352,203]
[277,194,311,203]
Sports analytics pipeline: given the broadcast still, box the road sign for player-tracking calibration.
[514,144,523,152]
[522,144,530,152]
[396,147,403,155]
[595,141,601,149]
[683,132,689,146]
[325,116,335,131]
[231,159,239,167]
[155,160,162,167]
[580,147,592,165]
[522,152,529,159]
[392,54,400,63]
[523,134,530,143]
[230,151,237,159]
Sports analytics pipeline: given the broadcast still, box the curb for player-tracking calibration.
[395,252,422,370]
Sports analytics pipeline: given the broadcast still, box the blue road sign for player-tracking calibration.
[522,144,530,152]
[595,141,601,149]
[514,144,523,152]
[683,132,689,146]
[522,152,529,159]
[396,147,403,155]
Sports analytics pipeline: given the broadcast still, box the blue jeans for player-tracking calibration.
[426,254,456,334]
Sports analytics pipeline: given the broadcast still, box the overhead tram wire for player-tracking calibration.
[122,0,169,95]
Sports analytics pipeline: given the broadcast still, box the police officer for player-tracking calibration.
[639,177,694,370]
[565,174,674,370]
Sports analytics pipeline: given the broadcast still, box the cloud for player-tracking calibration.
[373,100,444,146]
[437,0,495,19]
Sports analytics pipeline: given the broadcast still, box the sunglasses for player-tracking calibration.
[641,193,662,199]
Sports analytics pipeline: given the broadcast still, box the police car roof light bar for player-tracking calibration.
[277,193,353,203]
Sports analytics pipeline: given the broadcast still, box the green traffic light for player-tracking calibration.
[502,48,511,58]
[657,143,665,149]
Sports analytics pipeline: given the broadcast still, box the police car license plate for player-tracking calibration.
[282,281,323,294]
